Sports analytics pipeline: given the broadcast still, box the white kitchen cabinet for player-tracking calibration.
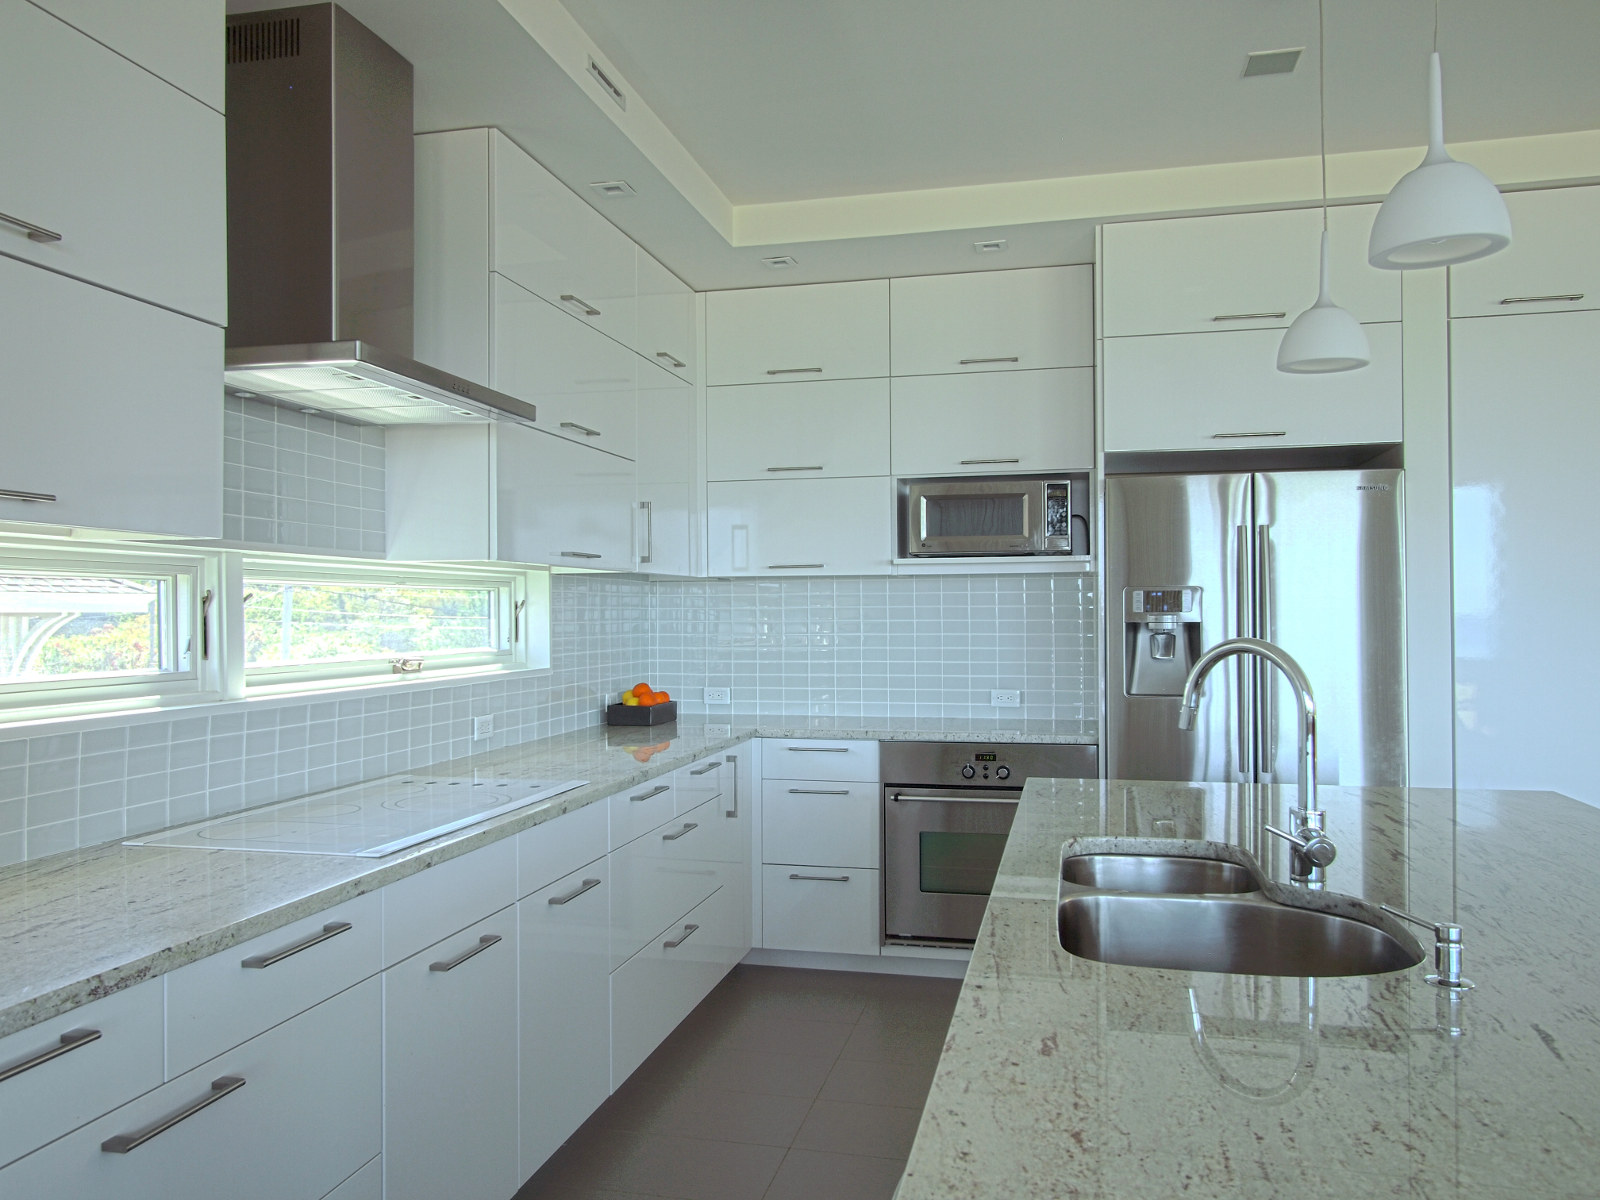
[609,796,726,969]
[381,836,516,968]
[636,357,699,576]
[519,860,612,1177]
[1100,205,1400,337]
[761,866,881,956]
[1,0,225,325]
[609,774,680,850]
[32,0,223,110]
[0,255,222,538]
[761,779,880,870]
[1101,322,1403,454]
[707,378,891,481]
[321,1157,381,1200]
[762,738,880,782]
[637,247,697,383]
[707,477,894,577]
[890,368,1095,476]
[675,753,728,816]
[705,280,890,386]
[0,980,164,1171]
[0,977,381,1200]
[1449,186,1600,318]
[383,909,519,1200]
[517,798,609,899]
[890,266,1094,376]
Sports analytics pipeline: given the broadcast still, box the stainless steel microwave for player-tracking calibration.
[902,476,1077,557]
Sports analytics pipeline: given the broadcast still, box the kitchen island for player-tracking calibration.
[898,777,1598,1200]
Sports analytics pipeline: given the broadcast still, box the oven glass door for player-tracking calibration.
[883,787,1019,944]
[907,481,1043,556]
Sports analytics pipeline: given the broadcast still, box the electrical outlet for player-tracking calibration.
[703,687,731,704]
[472,715,495,740]
[990,690,1021,708]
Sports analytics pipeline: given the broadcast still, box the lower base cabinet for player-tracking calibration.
[322,1156,382,1200]
[0,977,381,1200]
[762,865,881,956]
[383,909,519,1200]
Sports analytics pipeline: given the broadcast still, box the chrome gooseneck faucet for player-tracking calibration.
[1177,637,1336,886]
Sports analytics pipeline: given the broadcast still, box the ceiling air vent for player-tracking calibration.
[227,17,301,64]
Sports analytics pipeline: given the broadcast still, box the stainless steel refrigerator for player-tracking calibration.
[1105,470,1406,789]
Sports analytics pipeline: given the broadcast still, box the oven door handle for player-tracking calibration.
[887,789,1019,804]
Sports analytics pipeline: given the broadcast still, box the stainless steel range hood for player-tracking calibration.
[223,4,536,428]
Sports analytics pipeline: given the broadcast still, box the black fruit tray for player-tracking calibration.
[605,700,678,726]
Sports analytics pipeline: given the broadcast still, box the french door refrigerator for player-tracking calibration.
[1105,470,1406,789]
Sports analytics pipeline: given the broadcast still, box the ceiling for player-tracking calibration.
[245,0,1600,289]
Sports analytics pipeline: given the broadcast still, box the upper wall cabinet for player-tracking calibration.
[635,358,698,577]
[705,280,890,386]
[1100,205,1400,337]
[1,0,226,325]
[1449,186,1600,318]
[889,266,1093,376]
[636,248,696,383]
[707,379,890,482]
[29,0,223,110]
[891,368,1094,477]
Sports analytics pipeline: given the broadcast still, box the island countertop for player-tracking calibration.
[898,778,1598,1200]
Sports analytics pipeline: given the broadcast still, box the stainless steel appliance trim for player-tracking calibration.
[241,921,352,969]
[655,350,687,368]
[547,878,602,906]
[661,822,699,841]
[1499,294,1583,304]
[905,477,1045,557]
[630,784,671,802]
[100,1077,245,1153]
[1256,523,1276,770]
[0,488,57,503]
[663,923,699,949]
[0,1028,101,1083]
[1234,525,1252,773]
[958,356,1019,365]
[1211,312,1286,321]
[765,367,823,375]
[789,873,851,882]
[0,210,63,243]
[560,421,602,438]
[559,293,601,316]
[788,787,850,795]
[887,788,1018,804]
[766,465,824,472]
[428,933,502,972]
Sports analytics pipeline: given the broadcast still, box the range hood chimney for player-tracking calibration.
[223,3,535,426]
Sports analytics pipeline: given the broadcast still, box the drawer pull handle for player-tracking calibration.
[958,356,1020,365]
[766,465,825,472]
[663,923,700,949]
[560,293,601,316]
[768,563,824,570]
[0,210,62,243]
[766,367,823,375]
[548,877,602,906]
[786,746,849,753]
[560,550,603,559]
[1212,431,1287,439]
[101,1076,245,1153]
[789,873,851,883]
[662,821,699,841]
[559,421,603,438]
[241,921,352,969]
[0,488,57,503]
[1499,293,1584,305]
[689,762,722,775]
[959,458,1022,466]
[429,933,502,973]
[656,351,687,368]
[1211,312,1286,322]
[0,1028,100,1083]
[630,784,671,802]
[787,787,850,795]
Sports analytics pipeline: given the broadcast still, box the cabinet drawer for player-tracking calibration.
[1102,323,1403,454]
[517,799,608,898]
[610,797,724,968]
[167,891,382,1077]
[706,280,889,386]
[761,780,880,869]
[0,980,163,1170]
[707,477,893,577]
[1449,186,1600,318]
[0,977,381,1200]
[707,378,890,481]
[1101,205,1399,337]
[609,774,679,849]
[675,754,727,815]
[762,739,880,782]
[890,266,1093,376]
[382,838,516,967]
[610,885,741,1088]
[761,866,880,956]
[890,368,1094,476]
[1,0,225,324]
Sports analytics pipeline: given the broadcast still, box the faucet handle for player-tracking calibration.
[1380,905,1475,990]
[1263,823,1337,868]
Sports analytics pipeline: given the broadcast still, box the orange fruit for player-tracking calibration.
[637,692,658,707]
[652,691,670,705]
[630,682,652,698]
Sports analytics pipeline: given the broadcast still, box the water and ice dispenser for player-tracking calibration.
[1123,587,1203,696]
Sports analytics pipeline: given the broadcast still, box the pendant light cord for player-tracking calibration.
[1317,0,1328,231]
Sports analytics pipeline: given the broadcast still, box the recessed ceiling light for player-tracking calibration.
[589,180,636,199]
[761,255,798,269]
[1243,47,1303,77]
[973,239,1009,254]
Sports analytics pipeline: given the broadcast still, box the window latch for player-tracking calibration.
[200,589,214,661]
[391,656,424,675]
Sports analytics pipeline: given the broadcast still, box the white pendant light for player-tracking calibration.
[1278,0,1369,374]
[1368,46,1512,269]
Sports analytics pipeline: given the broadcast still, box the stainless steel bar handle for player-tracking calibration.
[429,933,502,972]
[100,1076,245,1153]
[689,761,722,776]
[767,563,823,570]
[560,551,603,559]
[0,211,63,243]
[241,921,352,970]
[1500,294,1583,304]
[559,293,601,316]
[1234,525,1252,777]
[655,350,688,368]
[0,1028,101,1083]
[1213,432,1287,439]
[766,367,823,375]
[1256,524,1275,771]
[547,877,602,906]
[663,923,699,949]
[0,488,57,503]
[786,746,848,752]
[630,784,671,802]
[787,787,850,795]
[724,753,738,818]
[559,421,602,438]
[789,872,850,882]
[1211,312,1286,321]
[662,821,699,841]
[766,465,824,472]
[958,356,1020,365]
[959,457,1022,465]
[889,790,1017,804]
[638,500,653,565]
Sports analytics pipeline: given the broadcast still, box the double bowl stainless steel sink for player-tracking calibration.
[1058,840,1424,978]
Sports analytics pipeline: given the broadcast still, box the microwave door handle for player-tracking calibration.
[918,494,930,542]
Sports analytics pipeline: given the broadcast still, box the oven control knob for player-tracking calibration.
[996,766,1011,780]
[961,764,976,779]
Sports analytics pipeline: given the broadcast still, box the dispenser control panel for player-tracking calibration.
[1126,587,1200,619]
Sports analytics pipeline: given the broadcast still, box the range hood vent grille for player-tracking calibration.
[227,17,301,64]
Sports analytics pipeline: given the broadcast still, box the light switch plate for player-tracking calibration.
[703,687,731,704]
[473,715,495,740]
[990,690,1021,708]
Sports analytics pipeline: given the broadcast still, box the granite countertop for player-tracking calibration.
[0,714,1092,1037]
[899,778,1599,1200]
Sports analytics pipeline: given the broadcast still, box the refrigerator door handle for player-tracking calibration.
[1256,523,1276,776]
[1235,524,1253,776]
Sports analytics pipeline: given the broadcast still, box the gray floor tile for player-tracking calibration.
[818,1057,938,1108]
[686,1045,838,1098]
[696,1011,858,1060]
[593,1082,814,1147]
[791,1099,923,1159]
[760,1148,907,1200]
[596,1133,786,1200]
[838,1018,952,1065]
